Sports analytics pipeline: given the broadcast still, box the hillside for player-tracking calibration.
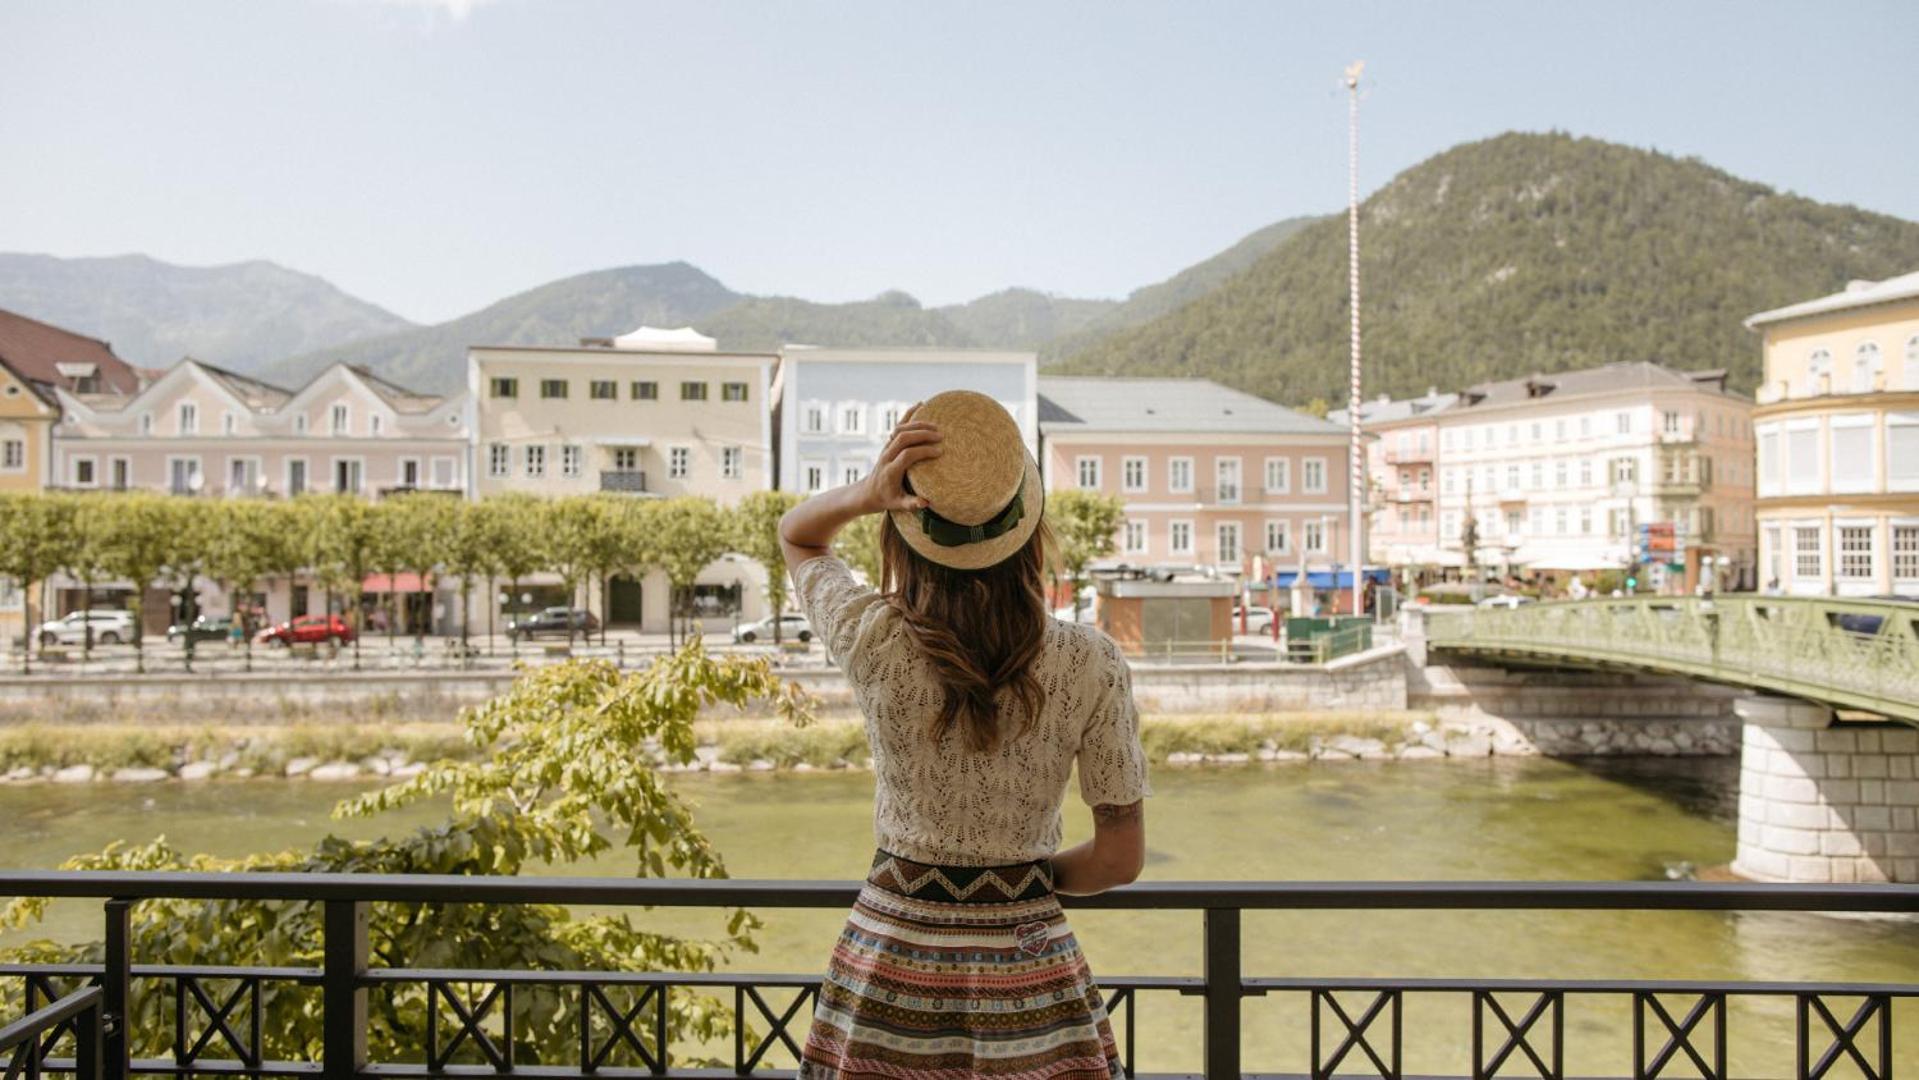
[0,253,415,373]
[264,262,744,392]
[1055,133,1919,403]
[935,288,1118,351]
[696,290,978,353]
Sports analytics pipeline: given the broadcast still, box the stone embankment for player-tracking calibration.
[6,749,431,786]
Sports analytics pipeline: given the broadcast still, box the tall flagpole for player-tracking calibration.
[1344,61,1365,618]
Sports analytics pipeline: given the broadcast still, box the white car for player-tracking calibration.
[1232,605,1278,634]
[1051,602,1096,624]
[1476,594,1536,610]
[38,609,136,646]
[733,614,812,644]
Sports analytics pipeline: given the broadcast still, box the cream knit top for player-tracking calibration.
[794,555,1151,867]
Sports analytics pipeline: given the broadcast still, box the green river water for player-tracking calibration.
[3,756,1914,1073]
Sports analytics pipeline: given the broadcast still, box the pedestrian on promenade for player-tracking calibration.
[779,390,1149,1080]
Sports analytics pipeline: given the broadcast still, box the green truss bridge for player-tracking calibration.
[1425,595,1919,723]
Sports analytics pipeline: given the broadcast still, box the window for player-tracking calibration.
[1662,410,1680,435]
[632,381,658,401]
[1122,456,1147,493]
[1830,418,1875,493]
[1608,508,1630,537]
[560,445,582,478]
[1076,455,1102,489]
[1443,468,1455,495]
[722,381,749,402]
[1530,422,1543,442]
[178,402,199,435]
[837,402,865,435]
[489,377,518,399]
[1216,522,1241,564]
[1304,519,1327,553]
[1505,464,1520,491]
[841,461,864,486]
[1264,457,1290,493]
[802,461,826,493]
[539,379,567,400]
[1124,520,1148,555]
[1838,525,1875,580]
[668,446,690,480]
[293,413,307,435]
[1785,424,1819,493]
[1852,343,1881,394]
[590,380,617,400]
[222,411,237,435]
[1579,415,1592,438]
[431,457,455,488]
[330,404,349,434]
[1168,457,1193,493]
[1906,336,1919,391]
[286,458,308,496]
[681,381,708,402]
[612,447,639,471]
[1418,466,1431,491]
[1806,349,1831,395]
[1891,417,1919,491]
[141,412,155,435]
[879,402,903,431]
[0,439,21,471]
[1793,526,1823,580]
[1893,524,1919,581]
[1554,508,1568,535]
[1554,461,1568,488]
[1611,457,1638,486]
[801,401,826,434]
[488,444,510,477]
[1506,509,1523,536]
[369,414,383,437]
[397,458,421,488]
[1168,520,1194,556]
[73,457,97,486]
[1215,457,1241,503]
[1264,519,1290,554]
[721,446,743,480]
[1302,457,1327,494]
[524,445,546,478]
[1615,411,1632,435]
[168,456,202,495]
[1579,508,1592,535]
[108,457,129,490]
[1579,460,1593,486]
[332,458,363,494]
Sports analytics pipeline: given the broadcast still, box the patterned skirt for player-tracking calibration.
[797,850,1124,1080]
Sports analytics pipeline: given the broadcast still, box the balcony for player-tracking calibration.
[599,469,649,493]
[1388,486,1433,503]
[1383,445,1433,465]
[2,871,1914,1079]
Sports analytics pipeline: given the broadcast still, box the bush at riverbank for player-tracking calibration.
[0,721,473,780]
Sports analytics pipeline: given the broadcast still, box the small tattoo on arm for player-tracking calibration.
[1092,801,1143,824]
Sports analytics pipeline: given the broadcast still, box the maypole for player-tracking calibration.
[1343,60,1366,617]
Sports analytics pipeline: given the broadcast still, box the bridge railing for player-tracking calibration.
[1425,595,1919,721]
[3,871,1917,1080]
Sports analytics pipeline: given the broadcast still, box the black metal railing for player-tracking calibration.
[2,872,1915,1080]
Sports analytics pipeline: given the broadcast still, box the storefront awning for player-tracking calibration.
[1273,569,1391,588]
[363,573,432,594]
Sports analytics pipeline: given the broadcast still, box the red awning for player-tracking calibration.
[362,573,432,594]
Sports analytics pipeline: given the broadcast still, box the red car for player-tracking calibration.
[256,614,356,647]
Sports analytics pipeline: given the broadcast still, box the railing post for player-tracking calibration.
[323,900,369,1080]
[1203,906,1240,1080]
[101,898,130,1080]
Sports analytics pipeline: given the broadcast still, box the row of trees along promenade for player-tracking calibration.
[0,488,1125,675]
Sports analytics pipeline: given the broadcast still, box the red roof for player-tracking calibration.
[0,308,142,395]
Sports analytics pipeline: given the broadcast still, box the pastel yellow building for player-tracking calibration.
[1745,272,1919,597]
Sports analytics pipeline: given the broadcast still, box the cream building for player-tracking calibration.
[1746,272,1919,597]
[1426,363,1756,589]
[1334,390,1456,569]
[467,327,777,632]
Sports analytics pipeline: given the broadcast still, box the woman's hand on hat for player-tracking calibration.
[862,409,942,514]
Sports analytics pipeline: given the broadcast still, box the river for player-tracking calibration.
[3,756,1914,1072]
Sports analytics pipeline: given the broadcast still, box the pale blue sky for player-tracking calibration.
[3,0,1914,324]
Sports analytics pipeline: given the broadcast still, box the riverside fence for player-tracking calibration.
[3,873,1917,1079]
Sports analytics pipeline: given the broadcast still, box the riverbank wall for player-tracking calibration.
[1410,663,1743,757]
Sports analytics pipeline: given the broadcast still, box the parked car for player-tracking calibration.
[37,610,135,647]
[256,614,355,647]
[1832,595,1915,636]
[733,614,812,644]
[1477,594,1536,610]
[1231,605,1278,634]
[1051,602,1096,624]
[506,607,600,641]
[167,615,235,646]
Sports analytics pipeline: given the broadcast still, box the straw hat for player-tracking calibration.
[889,390,1044,571]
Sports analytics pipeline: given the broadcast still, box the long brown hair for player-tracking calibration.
[880,514,1053,752]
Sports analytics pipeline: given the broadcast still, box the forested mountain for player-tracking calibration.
[1055,133,1919,403]
[695,290,977,353]
[935,288,1119,352]
[263,262,744,392]
[0,253,415,373]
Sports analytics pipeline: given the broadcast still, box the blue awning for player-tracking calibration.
[1273,569,1390,588]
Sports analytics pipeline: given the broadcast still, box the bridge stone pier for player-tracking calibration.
[1733,695,1919,884]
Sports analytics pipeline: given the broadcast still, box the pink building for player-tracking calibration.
[1037,376,1350,577]
[1334,390,1456,568]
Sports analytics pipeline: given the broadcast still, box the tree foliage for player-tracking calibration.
[730,491,802,642]
[1059,132,1919,405]
[1,647,814,1064]
[1046,489,1125,615]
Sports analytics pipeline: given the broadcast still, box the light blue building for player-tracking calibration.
[775,347,1037,493]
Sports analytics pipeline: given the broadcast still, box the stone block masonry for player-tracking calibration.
[1408,663,1743,757]
[1732,695,1919,884]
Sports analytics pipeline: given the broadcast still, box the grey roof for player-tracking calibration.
[1745,271,1919,328]
[1037,376,1343,435]
[1328,390,1457,428]
[1447,362,1742,414]
[349,364,443,414]
[191,359,293,411]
